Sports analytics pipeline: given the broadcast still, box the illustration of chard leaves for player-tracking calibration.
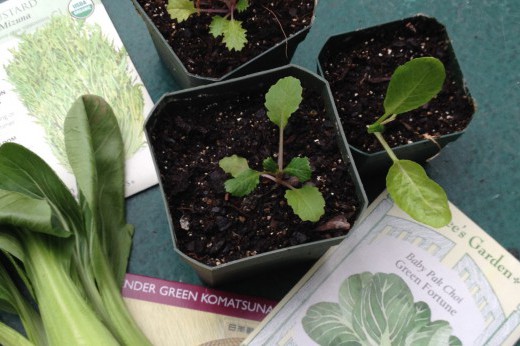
[354,272,416,345]
[302,272,462,346]
[5,16,146,171]
[300,302,359,345]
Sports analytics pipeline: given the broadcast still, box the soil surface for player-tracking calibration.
[320,16,475,153]
[147,85,362,266]
[135,0,315,78]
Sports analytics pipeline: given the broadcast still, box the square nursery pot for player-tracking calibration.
[131,0,318,88]
[317,15,476,189]
[145,65,368,285]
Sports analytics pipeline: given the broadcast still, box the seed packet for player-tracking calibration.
[245,192,520,345]
[123,273,277,346]
[0,0,157,196]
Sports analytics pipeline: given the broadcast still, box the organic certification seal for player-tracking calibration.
[68,0,95,19]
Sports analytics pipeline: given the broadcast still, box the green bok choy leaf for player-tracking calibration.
[0,95,151,345]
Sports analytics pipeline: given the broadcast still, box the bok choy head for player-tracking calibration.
[0,95,151,346]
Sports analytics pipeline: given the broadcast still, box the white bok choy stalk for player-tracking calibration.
[0,95,151,345]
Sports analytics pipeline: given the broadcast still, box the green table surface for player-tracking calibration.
[1,0,519,338]
[110,0,520,298]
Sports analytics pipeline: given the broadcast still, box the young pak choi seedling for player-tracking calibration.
[219,76,325,222]
[366,57,451,228]
[167,0,249,51]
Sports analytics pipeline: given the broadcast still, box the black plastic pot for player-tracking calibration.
[317,15,476,187]
[131,0,318,89]
[144,65,368,285]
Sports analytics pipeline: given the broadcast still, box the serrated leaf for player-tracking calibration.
[387,160,451,227]
[265,76,303,129]
[262,157,278,173]
[284,157,311,182]
[166,0,197,22]
[219,155,249,177]
[221,19,247,51]
[285,185,324,222]
[209,16,248,51]
[224,169,260,197]
[236,0,249,12]
[209,15,227,37]
[384,57,445,116]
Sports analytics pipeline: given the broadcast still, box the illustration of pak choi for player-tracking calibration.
[5,15,145,170]
[302,272,461,345]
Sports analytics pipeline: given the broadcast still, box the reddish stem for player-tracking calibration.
[261,173,296,191]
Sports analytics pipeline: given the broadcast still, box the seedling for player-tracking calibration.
[167,0,249,51]
[366,57,451,228]
[219,76,325,222]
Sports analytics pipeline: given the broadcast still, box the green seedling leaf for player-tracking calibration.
[265,76,303,129]
[285,185,325,222]
[236,0,249,12]
[210,17,248,51]
[209,15,227,37]
[219,155,250,177]
[167,0,197,22]
[221,19,248,51]
[224,169,260,197]
[387,160,451,228]
[384,57,446,116]
[219,77,324,222]
[284,157,312,183]
[262,157,278,173]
